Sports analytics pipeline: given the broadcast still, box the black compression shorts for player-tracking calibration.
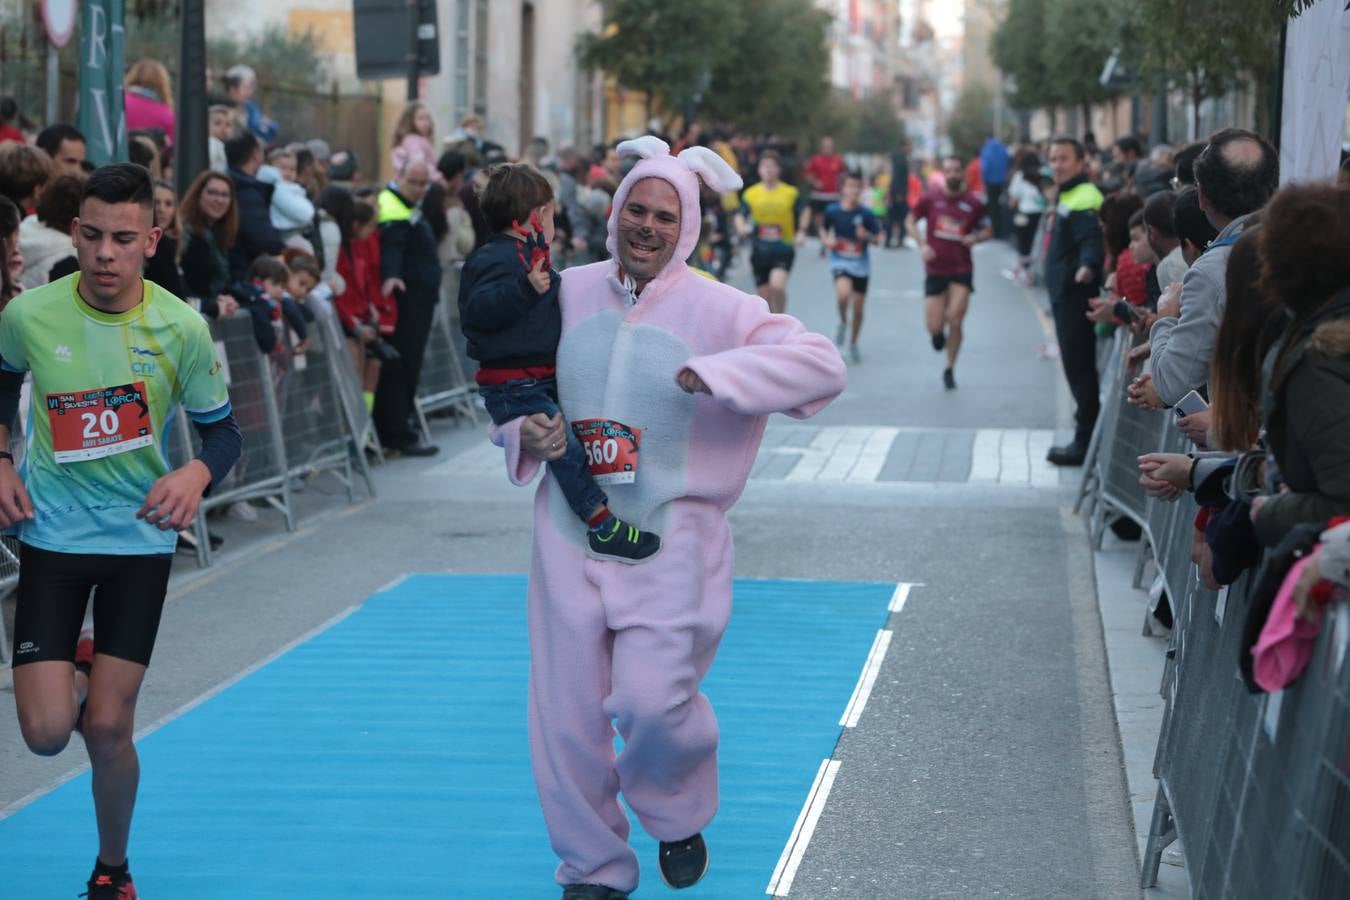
[751,244,796,286]
[11,544,173,668]
[924,272,974,297]
[831,270,870,295]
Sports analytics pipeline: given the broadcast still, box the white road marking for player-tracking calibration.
[889,582,922,612]
[969,428,1058,485]
[784,427,899,482]
[969,429,1003,481]
[840,629,893,728]
[766,758,843,896]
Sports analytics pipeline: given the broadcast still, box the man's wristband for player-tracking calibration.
[0,451,13,464]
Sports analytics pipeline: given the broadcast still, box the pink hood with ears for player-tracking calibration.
[604,135,743,277]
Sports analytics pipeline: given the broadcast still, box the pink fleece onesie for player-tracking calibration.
[490,137,847,892]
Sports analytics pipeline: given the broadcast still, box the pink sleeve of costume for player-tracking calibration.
[682,309,847,419]
[1251,556,1324,693]
[490,417,543,486]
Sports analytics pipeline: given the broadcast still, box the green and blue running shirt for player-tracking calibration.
[0,273,231,554]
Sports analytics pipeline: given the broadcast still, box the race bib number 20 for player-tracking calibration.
[570,418,641,485]
[47,382,154,463]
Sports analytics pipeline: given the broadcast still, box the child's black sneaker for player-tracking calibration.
[658,833,709,889]
[561,885,629,900]
[587,516,660,564]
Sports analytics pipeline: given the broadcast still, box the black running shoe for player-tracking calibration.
[81,869,138,899]
[587,517,661,564]
[658,833,709,889]
[561,885,628,900]
[931,331,946,352]
[943,368,956,390]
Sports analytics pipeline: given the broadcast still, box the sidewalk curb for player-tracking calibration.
[1091,534,1190,898]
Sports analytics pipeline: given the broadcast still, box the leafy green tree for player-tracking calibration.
[852,90,907,154]
[1039,0,1127,122]
[578,0,744,120]
[702,0,833,134]
[948,82,995,161]
[992,0,1056,113]
[1128,0,1283,137]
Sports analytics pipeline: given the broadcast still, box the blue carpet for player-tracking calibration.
[0,575,892,898]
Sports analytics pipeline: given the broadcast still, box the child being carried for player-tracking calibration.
[458,164,660,563]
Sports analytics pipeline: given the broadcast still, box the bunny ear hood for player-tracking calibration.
[606,135,744,274]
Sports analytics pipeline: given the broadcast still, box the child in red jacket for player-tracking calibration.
[334,199,398,410]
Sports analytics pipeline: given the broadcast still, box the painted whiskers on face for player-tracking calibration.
[616,178,682,286]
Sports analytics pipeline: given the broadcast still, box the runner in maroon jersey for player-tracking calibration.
[907,157,992,390]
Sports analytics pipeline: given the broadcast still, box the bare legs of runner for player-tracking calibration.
[834,276,865,346]
[15,655,148,865]
[924,283,971,385]
[759,267,790,315]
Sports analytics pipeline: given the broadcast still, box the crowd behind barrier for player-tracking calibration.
[1080,328,1350,898]
[170,280,477,569]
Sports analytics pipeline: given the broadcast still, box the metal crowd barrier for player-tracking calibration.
[179,307,381,567]
[1079,340,1350,897]
[415,261,479,443]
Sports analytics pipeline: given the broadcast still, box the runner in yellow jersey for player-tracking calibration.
[735,151,811,314]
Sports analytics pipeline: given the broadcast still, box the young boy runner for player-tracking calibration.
[823,171,882,363]
[459,164,660,562]
[0,163,241,900]
[907,156,992,390]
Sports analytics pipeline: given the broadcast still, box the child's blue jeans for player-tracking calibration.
[479,377,608,524]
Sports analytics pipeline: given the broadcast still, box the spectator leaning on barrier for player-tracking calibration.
[34,125,86,180]
[1250,182,1350,547]
[17,175,81,290]
[1142,129,1279,411]
[373,160,440,457]
[225,130,285,281]
[144,179,186,299]
[1143,190,1184,290]
[1044,136,1105,467]
[179,170,241,319]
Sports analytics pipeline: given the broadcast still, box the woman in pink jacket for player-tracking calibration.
[491,137,847,900]
[123,59,176,148]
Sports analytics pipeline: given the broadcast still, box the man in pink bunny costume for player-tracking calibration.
[492,136,847,899]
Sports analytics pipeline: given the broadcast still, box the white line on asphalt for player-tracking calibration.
[765,758,842,896]
[889,582,922,612]
[839,629,893,728]
[375,573,412,593]
[0,605,362,823]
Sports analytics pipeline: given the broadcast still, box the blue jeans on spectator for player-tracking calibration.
[479,377,608,524]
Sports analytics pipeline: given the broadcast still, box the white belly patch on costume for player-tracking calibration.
[549,311,695,543]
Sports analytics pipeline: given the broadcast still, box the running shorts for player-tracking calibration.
[751,244,796,286]
[924,272,974,297]
[831,270,870,295]
[11,544,173,668]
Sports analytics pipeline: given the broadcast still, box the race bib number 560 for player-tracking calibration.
[570,418,641,485]
[47,382,153,463]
